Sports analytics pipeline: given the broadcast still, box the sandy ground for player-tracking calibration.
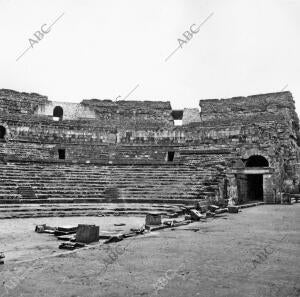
[0,216,146,262]
[0,204,299,297]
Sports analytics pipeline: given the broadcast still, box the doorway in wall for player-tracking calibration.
[236,174,264,203]
[247,174,263,201]
[58,149,66,160]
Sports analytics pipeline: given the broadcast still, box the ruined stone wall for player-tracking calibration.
[0,89,299,204]
[200,92,296,121]
[35,101,97,120]
[0,115,287,164]
[81,99,173,127]
[200,92,300,172]
[0,89,48,114]
[182,108,201,125]
[0,103,298,171]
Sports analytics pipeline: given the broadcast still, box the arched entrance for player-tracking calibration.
[0,126,6,140]
[53,106,63,121]
[236,155,269,203]
[245,155,269,167]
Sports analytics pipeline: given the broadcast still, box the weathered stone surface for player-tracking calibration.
[0,89,48,115]
[208,205,220,212]
[228,206,239,213]
[189,209,203,220]
[145,213,162,225]
[182,108,201,125]
[76,224,99,243]
[0,89,299,206]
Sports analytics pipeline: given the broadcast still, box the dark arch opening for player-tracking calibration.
[167,151,175,162]
[0,126,6,139]
[58,149,66,160]
[53,106,63,120]
[245,155,269,167]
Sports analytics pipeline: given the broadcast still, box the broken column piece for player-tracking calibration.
[59,242,85,250]
[214,208,228,214]
[54,226,77,236]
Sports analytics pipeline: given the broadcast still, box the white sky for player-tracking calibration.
[0,0,299,113]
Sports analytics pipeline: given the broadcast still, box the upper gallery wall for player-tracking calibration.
[0,89,299,149]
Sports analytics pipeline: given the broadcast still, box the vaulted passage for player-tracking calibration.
[247,174,263,201]
[237,174,264,203]
[53,106,63,120]
[0,126,6,139]
[58,149,66,159]
[167,151,175,162]
[236,155,270,204]
[246,155,269,167]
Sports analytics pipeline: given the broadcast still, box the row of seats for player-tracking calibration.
[0,161,224,203]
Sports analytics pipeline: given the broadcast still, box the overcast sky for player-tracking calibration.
[0,0,299,113]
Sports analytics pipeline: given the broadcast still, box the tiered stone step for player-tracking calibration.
[0,162,223,203]
[0,203,188,219]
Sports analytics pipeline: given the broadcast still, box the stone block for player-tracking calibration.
[145,212,162,225]
[208,205,220,212]
[189,209,203,220]
[206,211,215,217]
[214,208,228,214]
[76,224,99,244]
[281,194,292,204]
[228,206,239,213]
[35,224,46,233]
[197,205,208,213]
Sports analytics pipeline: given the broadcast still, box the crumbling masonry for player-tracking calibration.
[0,89,299,205]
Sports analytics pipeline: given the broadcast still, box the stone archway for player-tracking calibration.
[245,155,269,167]
[231,155,274,204]
[53,106,63,121]
[0,126,6,140]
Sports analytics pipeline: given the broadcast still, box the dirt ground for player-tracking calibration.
[0,216,146,262]
[0,204,299,297]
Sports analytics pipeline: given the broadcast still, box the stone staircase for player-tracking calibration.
[0,203,186,219]
[17,186,37,199]
[0,162,224,204]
